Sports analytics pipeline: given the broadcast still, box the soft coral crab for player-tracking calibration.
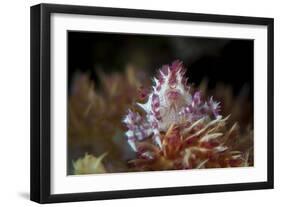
[123,60,221,151]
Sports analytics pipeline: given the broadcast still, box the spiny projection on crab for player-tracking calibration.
[123,60,250,170]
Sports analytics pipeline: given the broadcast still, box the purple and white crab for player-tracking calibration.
[123,60,221,151]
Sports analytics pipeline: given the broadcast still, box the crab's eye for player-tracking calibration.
[168,73,178,89]
[169,83,176,89]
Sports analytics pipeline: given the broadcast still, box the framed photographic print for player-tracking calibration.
[30,3,274,203]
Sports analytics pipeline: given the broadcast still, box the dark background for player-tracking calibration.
[68,31,253,98]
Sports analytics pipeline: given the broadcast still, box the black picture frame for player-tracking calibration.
[30,3,274,204]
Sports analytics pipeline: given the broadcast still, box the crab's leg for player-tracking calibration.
[150,93,162,149]
[123,109,140,151]
[123,109,152,151]
[151,118,162,149]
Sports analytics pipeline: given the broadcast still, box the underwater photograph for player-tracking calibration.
[67,31,254,175]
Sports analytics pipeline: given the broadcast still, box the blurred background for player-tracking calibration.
[68,32,253,96]
[67,31,254,175]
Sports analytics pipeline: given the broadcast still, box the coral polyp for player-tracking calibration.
[124,60,251,170]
